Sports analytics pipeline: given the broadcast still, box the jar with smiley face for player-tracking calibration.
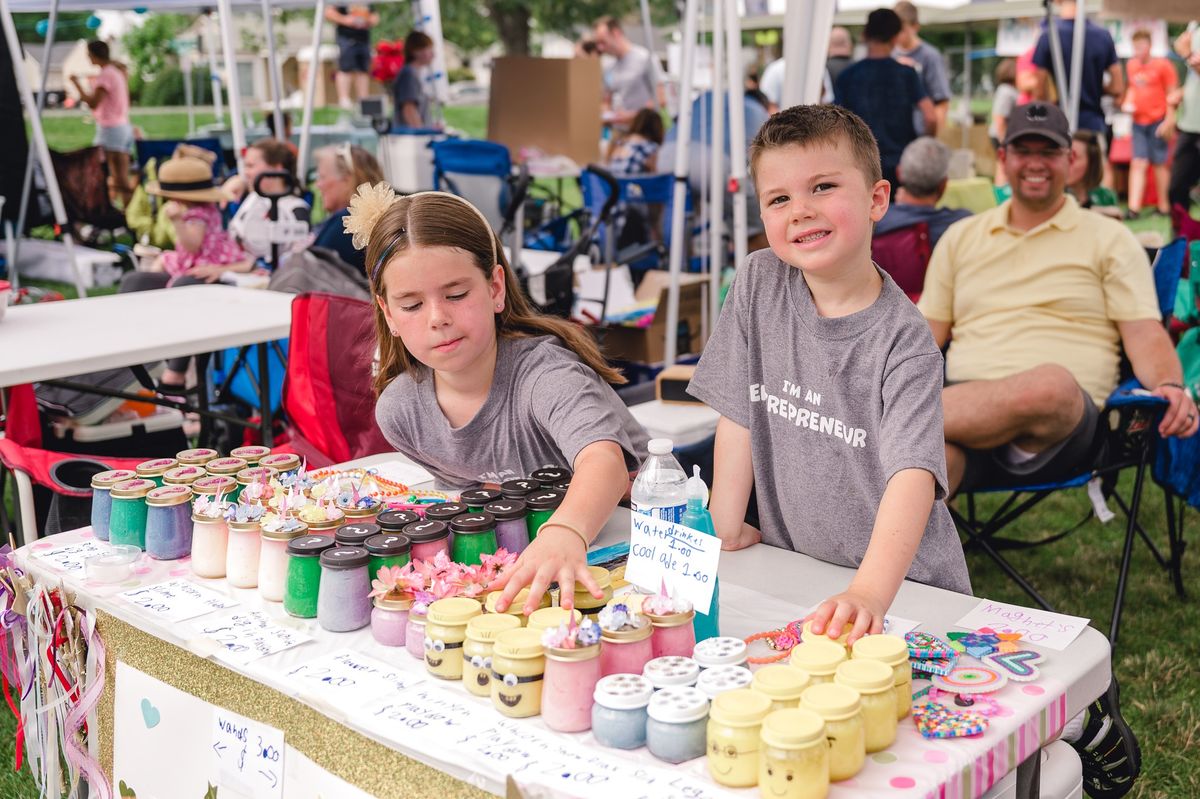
[706,688,772,787]
[425,597,483,680]
[490,628,546,719]
[759,708,829,799]
[799,683,864,782]
[462,613,522,697]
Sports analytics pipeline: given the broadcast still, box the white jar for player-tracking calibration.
[696,665,754,700]
[226,519,262,588]
[258,523,307,601]
[191,514,229,578]
[693,636,748,669]
[643,656,701,690]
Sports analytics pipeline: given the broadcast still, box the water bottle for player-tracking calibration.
[631,438,688,523]
[680,465,720,642]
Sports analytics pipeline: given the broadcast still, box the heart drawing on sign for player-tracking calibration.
[140,698,161,729]
[983,650,1045,682]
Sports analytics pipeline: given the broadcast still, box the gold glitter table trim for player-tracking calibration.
[95,609,492,799]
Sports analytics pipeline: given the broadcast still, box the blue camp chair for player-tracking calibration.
[579,167,698,276]
[953,237,1190,645]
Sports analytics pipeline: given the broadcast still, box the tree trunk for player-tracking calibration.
[486,1,531,56]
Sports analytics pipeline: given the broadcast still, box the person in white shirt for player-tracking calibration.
[224,138,310,264]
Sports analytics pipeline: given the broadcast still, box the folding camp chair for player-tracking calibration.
[48,145,127,245]
[953,237,1190,645]
[134,138,225,178]
[871,222,932,302]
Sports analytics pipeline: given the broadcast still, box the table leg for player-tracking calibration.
[1015,747,1042,799]
[196,351,213,448]
[258,342,274,447]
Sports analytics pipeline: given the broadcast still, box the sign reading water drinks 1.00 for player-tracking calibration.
[625,514,720,612]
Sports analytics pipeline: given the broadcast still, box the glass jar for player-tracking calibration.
[191,509,230,578]
[499,478,539,501]
[364,533,411,579]
[144,485,194,560]
[229,445,271,467]
[176,447,219,467]
[402,519,450,562]
[135,457,178,488]
[459,487,501,512]
[800,683,865,782]
[790,639,847,685]
[405,606,428,661]
[284,535,335,618]
[693,636,748,670]
[317,546,373,632]
[524,489,565,540]
[600,617,654,677]
[835,659,897,753]
[484,588,550,624]
[851,634,912,720]
[463,613,522,697]
[422,501,469,525]
[258,522,308,602]
[192,475,238,505]
[449,512,498,565]
[236,466,278,501]
[425,597,483,679]
[259,452,301,476]
[646,686,710,763]
[643,656,701,690]
[760,708,830,799]
[338,500,382,524]
[706,688,773,787]
[371,594,414,647]
[90,469,136,542]
[527,607,581,633]
[543,643,602,733]
[752,664,812,711]
[802,619,853,649]
[490,628,546,719]
[162,465,206,488]
[645,606,696,658]
[109,478,155,549]
[592,674,654,749]
[482,500,529,555]
[226,518,263,588]
[572,566,613,617]
[205,457,249,498]
[376,509,420,533]
[530,466,571,488]
[301,509,345,535]
[697,665,754,700]
[335,522,381,548]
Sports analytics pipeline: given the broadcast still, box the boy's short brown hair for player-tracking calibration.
[749,104,882,188]
[1130,29,1151,43]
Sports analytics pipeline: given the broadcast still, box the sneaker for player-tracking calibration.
[1070,678,1141,799]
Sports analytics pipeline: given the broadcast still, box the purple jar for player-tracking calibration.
[371,594,413,647]
[144,485,194,560]
[405,606,429,660]
[316,546,372,632]
[483,499,530,555]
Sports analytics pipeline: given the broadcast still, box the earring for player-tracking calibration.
[495,304,503,312]
[389,328,397,336]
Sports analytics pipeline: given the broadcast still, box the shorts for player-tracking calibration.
[1132,120,1169,164]
[337,37,371,74]
[958,384,1101,493]
[93,123,134,155]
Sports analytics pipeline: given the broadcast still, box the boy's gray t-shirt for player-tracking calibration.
[375,335,650,489]
[689,250,971,594]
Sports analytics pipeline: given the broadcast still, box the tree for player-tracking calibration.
[121,13,196,101]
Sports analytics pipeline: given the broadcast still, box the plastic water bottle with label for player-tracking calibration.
[631,438,688,523]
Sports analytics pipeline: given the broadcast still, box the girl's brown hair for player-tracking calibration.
[1071,129,1102,195]
[365,192,625,396]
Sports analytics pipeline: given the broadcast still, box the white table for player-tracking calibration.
[629,399,720,448]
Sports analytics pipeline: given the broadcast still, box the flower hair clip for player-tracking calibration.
[343,181,400,251]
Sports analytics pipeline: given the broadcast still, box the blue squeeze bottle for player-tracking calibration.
[680,465,720,642]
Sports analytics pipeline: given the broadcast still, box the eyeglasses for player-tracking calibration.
[1008,144,1066,159]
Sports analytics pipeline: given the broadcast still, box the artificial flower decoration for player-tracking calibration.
[343,181,399,250]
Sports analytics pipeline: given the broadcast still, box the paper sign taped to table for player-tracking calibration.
[625,515,720,612]
[955,599,1090,651]
[119,579,237,622]
[368,459,435,489]
[212,707,284,799]
[359,684,480,749]
[30,539,108,574]
[189,609,312,665]
[286,649,426,710]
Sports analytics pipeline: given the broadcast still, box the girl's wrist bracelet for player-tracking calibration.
[537,521,590,552]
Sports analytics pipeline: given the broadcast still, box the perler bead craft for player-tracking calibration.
[912,700,989,738]
[982,649,1045,682]
[906,631,956,660]
[932,665,1008,695]
[911,654,957,677]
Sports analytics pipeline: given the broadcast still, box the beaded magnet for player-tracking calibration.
[744,620,805,664]
[912,700,989,739]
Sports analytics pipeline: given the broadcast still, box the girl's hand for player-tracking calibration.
[185,263,227,283]
[488,526,602,616]
[805,589,887,647]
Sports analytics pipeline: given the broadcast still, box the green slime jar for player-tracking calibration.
[109,478,157,549]
[524,489,565,540]
[364,532,411,579]
[449,512,498,565]
[284,535,336,618]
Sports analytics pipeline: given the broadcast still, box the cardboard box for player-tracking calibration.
[600,271,709,364]
[655,365,702,405]
[487,56,603,165]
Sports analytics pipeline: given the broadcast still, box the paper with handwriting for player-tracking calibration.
[212,707,284,799]
[31,539,108,574]
[188,609,312,665]
[119,579,237,622]
[955,599,1089,651]
[285,649,426,710]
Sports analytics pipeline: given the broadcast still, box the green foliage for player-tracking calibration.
[447,66,476,84]
[122,13,195,101]
[136,66,214,108]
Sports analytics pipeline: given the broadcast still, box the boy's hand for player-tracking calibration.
[721,522,761,551]
[487,526,603,616]
[806,589,887,647]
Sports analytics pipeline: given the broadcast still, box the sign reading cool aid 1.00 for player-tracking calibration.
[625,515,720,612]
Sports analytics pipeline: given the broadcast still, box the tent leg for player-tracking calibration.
[298,0,328,180]
[664,0,700,366]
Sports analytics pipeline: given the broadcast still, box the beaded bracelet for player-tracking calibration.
[744,619,806,664]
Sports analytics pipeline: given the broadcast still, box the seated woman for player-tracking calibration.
[606,108,664,175]
[309,143,384,274]
[1067,130,1121,218]
[225,137,310,265]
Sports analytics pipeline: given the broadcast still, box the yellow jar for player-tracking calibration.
[425,597,482,680]
[572,566,613,616]
[527,606,583,633]
[802,620,853,649]
[463,614,522,697]
[706,689,772,787]
[751,664,812,711]
[491,628,545,719]
[484,588,551,624]
[834,660,896,753]
[759,708,830,799]
[800,683,864,782]
[851,634,911,720]
[789,639,847,684]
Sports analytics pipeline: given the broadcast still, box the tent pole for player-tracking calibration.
[665,0,699,367]
[707,0,725,336]
[13,0,59,279]
[261,0,285,142]
[804,0,834,103]
[217,0,246,175]
[183,53,196,136]
[723,0,748,275]
[1067,0,1085,133]
[962,24,972,150]
[205,10,225,123]
[639,0,660,109]
[298,0,327,181]
[1043,0,1072,128]
[781,0,806,108]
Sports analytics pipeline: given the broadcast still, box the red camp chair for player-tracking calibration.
[280,293,393,468]
[871,222,932,302]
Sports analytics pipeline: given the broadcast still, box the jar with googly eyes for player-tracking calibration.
[643,656,701,690]
[591,674,654,749]
[706,688,772,787]
[759,708,829,799]
[424,597,483,680]
[692,636,749,670]
[799,683,864,782]
[646,686,710,763]
[697,665,754,700]
[543,640,602,732]
[490,628,546,719]
[462,613,521,697]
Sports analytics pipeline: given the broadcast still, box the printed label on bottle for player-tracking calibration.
[631,502,685,524]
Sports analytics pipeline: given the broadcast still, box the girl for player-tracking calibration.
[606,107,665,175]
[226,137,311,264]
[70,40,133,205]
[346,184,649,615]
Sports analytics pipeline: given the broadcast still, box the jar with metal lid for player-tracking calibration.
[162,465,206,488]
[144,485,194,560]
[371,593,414,647]
[483,588,550,624]
[90,469,137,541]
[490,628,546,719]
[592,674,654,749]
[422,501,469,524]
[135,458,178,487]
[499,478,539,500]
[643,655,701,690]
[646,686,710,763]
[337,497,382,523]
[235,466,278,501]
[259,452,301,476]
[800,683,864,781]
[572,566,613,617]
[850,634,912,720]
[405,604,429,660]
[298,505,345,534]
[463,613,522,697]
[706,688,773,787]
[425,597,483,679]
[258,519,308,602]
[644,602,696,658]
[790,639,847,685]
[759,708,830,799]
[226,516,263,588]
[191,502,230,578]
[697,665,754,700]
[205,456,248,481]
[527,607,582,633]
[402,519,450,562]
[109,478,156,549]
[693,636,749,670]
[530,466,571,488]
[376,509,420,532]
[449,512,498,565]
[176,448,219,467]
[459,487,500,511]
[284,535,335,618]
[317,546,373,632]
[482,500,529,555]
[364,532,411,579]
[335,522,381,548]
[599,613,654,677]
[752,664,812,711]
[192,475,238,504]
[524,489,564,540]
[229,445,271,467]
[834,659,897,752]
[543,640,602,733]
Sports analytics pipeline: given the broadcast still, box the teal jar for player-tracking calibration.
[90,469,137,542]
[108,478,156,549]
[449,512,498,565]
[459,488,501,512]
[525,489,565,540]
[365,533,412,579]
[284,535,336,618]
[135,458,178,488]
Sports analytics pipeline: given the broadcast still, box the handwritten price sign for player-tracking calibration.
[286,650,426,709]
[211,708,285,799]
[31,540,108,574]
[191,609,312,665]
[956,599,1090,651]
[119,580,237,622]
[624,514,720,612]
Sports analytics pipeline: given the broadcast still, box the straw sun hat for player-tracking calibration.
[145,154,227,202]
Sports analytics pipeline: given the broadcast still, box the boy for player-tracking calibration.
[1122,29,1176,217]
[688,105,970,645]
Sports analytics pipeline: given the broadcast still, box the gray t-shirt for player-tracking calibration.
[607,44,660,117]
[894,40,950,135]
[375,335,650,489]
[688,250,971,594]
[392,64,430,127]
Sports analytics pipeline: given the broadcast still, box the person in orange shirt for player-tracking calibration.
[1123,29,1178,217]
